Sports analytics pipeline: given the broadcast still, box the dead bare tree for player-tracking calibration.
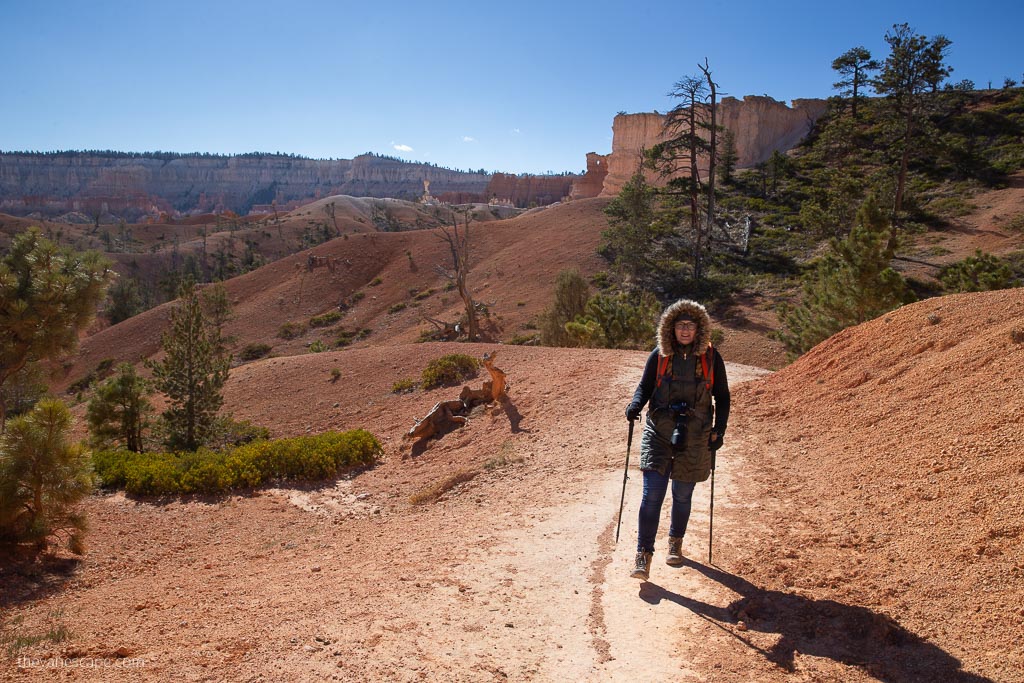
[700,58,719,274]
[650,75,710,282]
[323,201,339,236]
[434,210,479,341]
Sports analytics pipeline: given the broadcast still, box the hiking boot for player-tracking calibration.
[630,551,653,580]
[666,536,684,566]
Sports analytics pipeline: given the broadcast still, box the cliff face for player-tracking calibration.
[569,152,609,200]
[485,173,574,207]
[576,96,828,197]
[0,153,491,219]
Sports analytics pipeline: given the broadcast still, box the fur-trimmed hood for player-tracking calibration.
[656,299,712,357]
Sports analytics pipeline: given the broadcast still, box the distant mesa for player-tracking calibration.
[0,96,825,221]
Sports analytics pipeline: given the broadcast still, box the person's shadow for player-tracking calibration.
[638,558,993,682]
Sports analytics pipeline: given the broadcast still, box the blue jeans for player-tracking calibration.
[637,469,696,554]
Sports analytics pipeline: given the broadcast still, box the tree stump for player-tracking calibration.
[405,351,510,446]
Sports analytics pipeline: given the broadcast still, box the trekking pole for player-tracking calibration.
[708,449,716,565]
[614,419,635,544]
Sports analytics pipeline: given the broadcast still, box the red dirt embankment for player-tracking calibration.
[729,287,1024,681]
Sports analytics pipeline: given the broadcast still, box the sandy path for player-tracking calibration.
[2,357,775,682]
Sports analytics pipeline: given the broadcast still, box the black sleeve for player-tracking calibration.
[711,350,730,436]
[630,349,660,408]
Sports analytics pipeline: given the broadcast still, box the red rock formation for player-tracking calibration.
[484,173,574,208]
[575,96,828,197]
[569,153,608,200]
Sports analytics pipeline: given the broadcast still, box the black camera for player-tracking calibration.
[669,401,688,447]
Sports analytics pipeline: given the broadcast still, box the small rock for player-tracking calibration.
[311,566,322,573]
[736,621,748,632]
[505,623,514,628]
[114,646,133,658]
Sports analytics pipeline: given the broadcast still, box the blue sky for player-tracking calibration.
[2,0,1020,174]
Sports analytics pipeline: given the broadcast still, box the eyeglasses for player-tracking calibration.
[674,322,697,331]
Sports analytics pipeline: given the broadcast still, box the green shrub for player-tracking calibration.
[507,333,539,346]
[308,340,328,353]
[335,328,372,347]
[92,430,382,496]
[388,302,407,314]
[278,321,308,339]
[421,354,480,390]
[238,343,272,361]
[309,310,343,328]
[413,289,435,301]
[939,250,1014,292]
[330,368,342,382]
[369,277,383,287]
[391,378,417,394]
[1003,213,1024,233]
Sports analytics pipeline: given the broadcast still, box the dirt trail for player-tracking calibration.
[3,352,778,682]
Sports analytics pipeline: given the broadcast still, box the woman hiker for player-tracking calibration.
[624,299,730,580]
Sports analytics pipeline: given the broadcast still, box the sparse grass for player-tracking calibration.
[335,328,372,347]
[388,302,407,314]
[1,610,72,657]
[238,343,272,361]
[330,368,342,382]
[278,321,308,339]
[391,378,417,394]
[1004,213,1024,233]
[309,310,343,328]
[369,277,383,287]
[484,442,524,470]
[506,333,539,346]
[409,468,479,505]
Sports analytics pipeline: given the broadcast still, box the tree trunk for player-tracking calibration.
[702,60,717,280]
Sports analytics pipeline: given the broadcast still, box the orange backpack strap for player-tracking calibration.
[655,353,672,391]
[701,344,715,391]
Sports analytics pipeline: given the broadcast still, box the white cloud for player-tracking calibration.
[511,128,521,134]
[392,143,413,152]
[462,136,476,143]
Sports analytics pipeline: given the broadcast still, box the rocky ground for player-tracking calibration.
[3,286,1022,681]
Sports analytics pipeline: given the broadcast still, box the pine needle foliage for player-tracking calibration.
[147,281,230,451]
[779,195,913,355]
[539,269,590,347]
[0,228,112,429]
[939,250,1016,292]
[0,399,92,553]
[86,363,153,452]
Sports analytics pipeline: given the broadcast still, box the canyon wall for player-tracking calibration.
[485,173,574,207]
[572,95,828,198]
[0,153,492,219]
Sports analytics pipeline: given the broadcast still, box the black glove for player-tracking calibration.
[708,431,724,451]
[625,402,642,421]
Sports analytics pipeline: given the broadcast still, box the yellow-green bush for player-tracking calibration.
[93,430,381,496]
[421,354,480,390]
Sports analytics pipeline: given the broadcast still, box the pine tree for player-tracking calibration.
[86,363,153,452]
[0,399,92,553]
[780,195,913,355]
[0,228,112,429]
[717,129,738,185]
[601,172,666,283]
[874,23,953,223]
[148,281,230,451]
[831,46,880,119]
[539,269,591,347]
